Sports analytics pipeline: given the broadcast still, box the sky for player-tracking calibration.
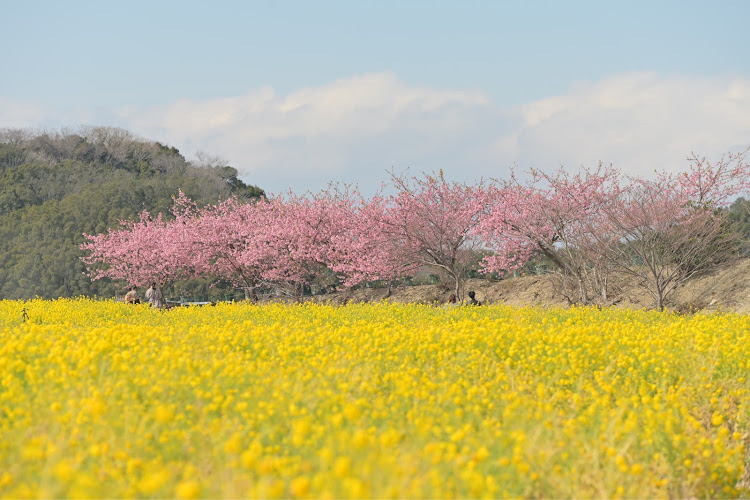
[1,0,749,195]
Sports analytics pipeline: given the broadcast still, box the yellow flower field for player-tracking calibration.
[0,299,748,499]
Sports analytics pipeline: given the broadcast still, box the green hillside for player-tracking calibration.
[0,127,264,299]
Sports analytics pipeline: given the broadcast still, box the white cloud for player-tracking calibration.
[1,71,749,195]
[511,73,750,177]
[115,72,504,194]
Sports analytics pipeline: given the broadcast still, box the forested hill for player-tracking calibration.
[0,127,264,299]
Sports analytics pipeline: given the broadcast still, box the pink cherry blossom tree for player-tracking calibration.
[265,185,401,298]
[593,150,750,310]
[173,195,281,301]
[261,190,338,298]
[328,192,415,291]
[678,148,750,206]
[477,163,620,304]
[80,207,192,290]
[378,170,489,300]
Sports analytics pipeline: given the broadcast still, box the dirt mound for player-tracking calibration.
[312,258,750,312]
[669,258,750,313]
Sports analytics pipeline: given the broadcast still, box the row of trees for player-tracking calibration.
[82,149,750,309]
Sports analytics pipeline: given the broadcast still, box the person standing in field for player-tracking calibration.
[145,282,165,309]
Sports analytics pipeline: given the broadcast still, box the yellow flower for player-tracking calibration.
[333,456,351,478]
[174,480,201,499]
[137,469,170,495]
[289,476,311,498]
[224,433,242,454]
[154,404,174,424]
[52,460,75,483]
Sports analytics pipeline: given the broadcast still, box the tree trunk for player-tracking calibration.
[243,286,258,302]
[578,277,589,304]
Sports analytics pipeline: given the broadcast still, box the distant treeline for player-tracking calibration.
[0,127,264,299]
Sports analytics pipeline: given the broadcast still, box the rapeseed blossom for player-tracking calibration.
[0,299,748,498]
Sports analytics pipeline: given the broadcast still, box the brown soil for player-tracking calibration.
[309,258,750,312]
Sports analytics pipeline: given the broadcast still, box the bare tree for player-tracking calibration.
[192,150,228,169]
[0,128,33,146]
[598,179,740,310]
[80,126,136,166]
[478,163,621,305]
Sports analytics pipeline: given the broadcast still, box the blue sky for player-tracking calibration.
[2,0,749,194]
